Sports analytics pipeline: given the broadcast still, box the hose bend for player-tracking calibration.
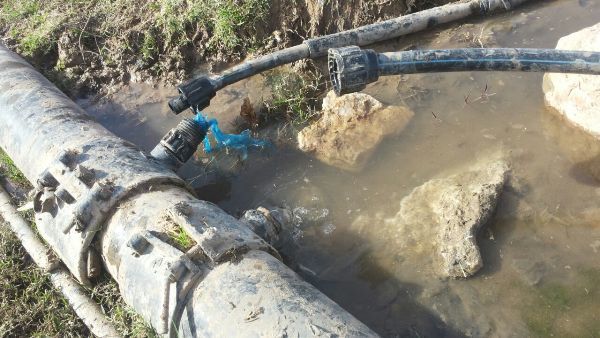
[328,46,600,95]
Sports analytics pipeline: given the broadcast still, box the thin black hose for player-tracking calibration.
[377,48,600,75]
[169,0,533,113]
[328,47,600,95]
[214,0,528,90]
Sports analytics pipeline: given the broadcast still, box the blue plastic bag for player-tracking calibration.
[194,112,269,159]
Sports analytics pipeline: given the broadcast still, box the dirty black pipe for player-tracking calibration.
[0,43,378,337]
[168,0,533,113]
[328,47,600,94]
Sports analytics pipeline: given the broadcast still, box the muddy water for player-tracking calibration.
[80,1,600,336]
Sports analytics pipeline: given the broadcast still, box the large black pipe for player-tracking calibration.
[0,43,378,337]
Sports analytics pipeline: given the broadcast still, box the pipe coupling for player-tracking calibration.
[168,76,216,114]
[328,46,379,95]
[151,118,206,171]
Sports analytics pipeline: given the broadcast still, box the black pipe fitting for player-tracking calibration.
[168,76,217,114]
[150,118,206,171]
[328,46,379,95]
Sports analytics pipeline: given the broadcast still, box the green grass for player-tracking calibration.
[0,147,28,186]
[0,220,88,336]
[208,0,269,52]
[0,0,272,86]
[523,269,600,338]
[87,275,157,337]
[264,66,324,125]
[167,224,196,251]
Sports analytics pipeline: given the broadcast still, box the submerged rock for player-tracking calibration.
[349,154,513,335]
[354,154,510,279]
[400,158,509,278]
[510,258,547,286]
[298,91,414,172]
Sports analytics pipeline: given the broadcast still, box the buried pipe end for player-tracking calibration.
[328,46,379,95]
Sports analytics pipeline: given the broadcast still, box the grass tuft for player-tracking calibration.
[167,224,196,251]
[0,148,28,186]
[0,220,88,337]
[264,65,324,125]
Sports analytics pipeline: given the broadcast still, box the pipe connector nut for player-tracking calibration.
[156,118,206,165]
[328,46,379,95]
[168,76,216,114]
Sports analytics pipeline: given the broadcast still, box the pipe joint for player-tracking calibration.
[329,46,600,95]
[151,118,207,172]
[168,76,216,114]
[328,46,379,95]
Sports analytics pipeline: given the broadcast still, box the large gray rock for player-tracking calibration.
[298,91,414,172]
[348,154,512,335]
[544,23,600,138]
[354,153,510,279]
[400,157,509,278]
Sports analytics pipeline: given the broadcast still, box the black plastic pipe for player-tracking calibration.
[168,0,533,113]
[328,47,600,95]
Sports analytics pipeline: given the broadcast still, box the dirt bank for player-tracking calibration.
[0,0,453,96]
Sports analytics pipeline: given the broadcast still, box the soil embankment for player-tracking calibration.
[0,0,452,95]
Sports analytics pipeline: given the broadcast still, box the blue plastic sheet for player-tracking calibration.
[194,112,268,159]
